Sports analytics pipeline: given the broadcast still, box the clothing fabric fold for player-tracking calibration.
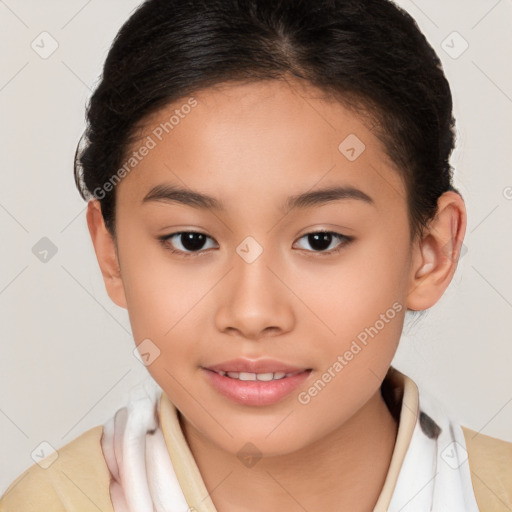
[101,380,190,512]
[385,383,479,511]
[100,370,481,512]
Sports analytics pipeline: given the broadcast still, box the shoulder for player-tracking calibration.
[0,425,113,512]
[462,425,512,512]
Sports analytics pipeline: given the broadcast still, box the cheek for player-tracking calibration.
[299,282,405,429]
[117,235,185,341]
[303,228,409,381]
[117,235,214,380]
[304,229,409,329]
[343,218,411,304]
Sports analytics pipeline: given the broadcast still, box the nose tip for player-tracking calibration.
[214,257,295,341]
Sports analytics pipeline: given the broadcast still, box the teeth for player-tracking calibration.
[219,371,298,381]
[256,373,274,381]
[239,372,256,381]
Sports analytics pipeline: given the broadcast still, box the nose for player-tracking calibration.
[214,248,295,341]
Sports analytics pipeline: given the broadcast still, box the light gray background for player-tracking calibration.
[1,0,511,492]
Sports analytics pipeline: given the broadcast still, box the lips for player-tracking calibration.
[201,358,313,406]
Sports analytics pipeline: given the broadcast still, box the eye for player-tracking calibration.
[158,230,353,258]
[158,231,217,257]
[294,231,353,255]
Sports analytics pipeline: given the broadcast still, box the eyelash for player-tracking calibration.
[157,230,353,258]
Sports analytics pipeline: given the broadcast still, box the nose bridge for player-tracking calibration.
[214,235,294,338]
[231,235,278,306]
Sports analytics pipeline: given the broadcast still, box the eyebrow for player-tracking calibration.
[141,183,375,212]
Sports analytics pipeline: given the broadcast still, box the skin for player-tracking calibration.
[87,77,466,511]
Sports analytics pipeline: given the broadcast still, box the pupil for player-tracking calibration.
[182,233,206,251]
[309,232,332,251]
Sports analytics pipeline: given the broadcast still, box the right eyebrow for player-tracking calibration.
[141,183,225,211]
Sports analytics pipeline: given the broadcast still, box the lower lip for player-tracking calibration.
[202,368,312,406]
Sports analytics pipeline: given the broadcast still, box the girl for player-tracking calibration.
[1,0,511,510]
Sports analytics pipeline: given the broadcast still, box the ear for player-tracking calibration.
[406,190,467,311]
[86,199,127,309]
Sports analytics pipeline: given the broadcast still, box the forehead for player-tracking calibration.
[116,78,407,215]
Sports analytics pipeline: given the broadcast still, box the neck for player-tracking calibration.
[181,386,399,512]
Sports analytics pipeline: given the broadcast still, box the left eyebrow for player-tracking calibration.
[141,183,375,212]
[281,185,375,213]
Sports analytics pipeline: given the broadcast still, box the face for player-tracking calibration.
[109,78,415,456]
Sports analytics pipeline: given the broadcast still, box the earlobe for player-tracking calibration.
[86,199,128,309]
[406,191,467,311]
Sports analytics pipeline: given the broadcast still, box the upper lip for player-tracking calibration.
[203,358,311,374]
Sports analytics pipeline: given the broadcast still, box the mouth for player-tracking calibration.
[201,359,312,406]
[208,369,308,381]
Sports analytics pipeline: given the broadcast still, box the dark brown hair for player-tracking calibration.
[74,0,459,245]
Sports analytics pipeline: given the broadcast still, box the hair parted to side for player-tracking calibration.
[74,0,459,247]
